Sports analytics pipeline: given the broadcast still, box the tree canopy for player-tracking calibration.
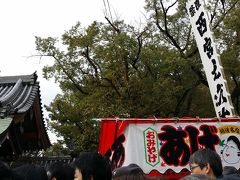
[35,0,240,153]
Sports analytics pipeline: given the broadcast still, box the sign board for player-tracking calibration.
[186,0,234,117]
[99,118,240,178]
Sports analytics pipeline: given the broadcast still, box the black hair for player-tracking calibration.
[47,162,74,180]
[112,163,144,178]
[73,152,112,180]
[0,161,14,180]
[227,136,240,150]
[13,164,48,180]
[189,148,223,178]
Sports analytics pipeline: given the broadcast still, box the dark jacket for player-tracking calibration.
[217,173,240,180]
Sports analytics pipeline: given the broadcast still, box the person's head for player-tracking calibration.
[47,162,74,180]
[0,161,15,180]
[73,152,112,180]
[112,163,144,180]
[13,164,48,180]
[180,174,210,180]
[189,148,223,179]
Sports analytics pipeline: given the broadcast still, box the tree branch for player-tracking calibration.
[53,55,89,95]
[102,77,122,97]
[210,0,220,24]
[105,16,120,33]
[230,72,240,115]
[165,0,178,14]
[191,66,208,87]
[153,0,184,56]
[212,0,239,30]
[82,46,100,79]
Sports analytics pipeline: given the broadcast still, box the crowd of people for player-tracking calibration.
[0,149,239,180]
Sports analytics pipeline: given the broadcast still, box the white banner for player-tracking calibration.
[120,122,240,174]
[186,0,234,117]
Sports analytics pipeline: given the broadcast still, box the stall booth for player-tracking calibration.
[98,117,240,179]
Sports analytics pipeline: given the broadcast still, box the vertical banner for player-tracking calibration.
[186,0,234,117]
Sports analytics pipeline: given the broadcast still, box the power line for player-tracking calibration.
[102,0,108,17]
[102,0,113,22]
[106,0,113,22]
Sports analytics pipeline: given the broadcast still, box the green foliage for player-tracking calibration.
[36,0,240,153]
[43,142,70,156]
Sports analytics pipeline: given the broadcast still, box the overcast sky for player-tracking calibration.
[0,0,145,142]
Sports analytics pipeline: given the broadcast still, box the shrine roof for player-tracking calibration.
[0,72,40,115]
[0,72,51,151]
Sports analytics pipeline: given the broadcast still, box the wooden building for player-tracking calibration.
[0,72,51,159]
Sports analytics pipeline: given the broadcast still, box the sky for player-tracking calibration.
[0,0,146,142]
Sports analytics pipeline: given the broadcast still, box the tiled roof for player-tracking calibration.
[0,72,39,115]
[9,156,74,168]
[0,72,51,153]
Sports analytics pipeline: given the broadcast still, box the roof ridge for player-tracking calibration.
[0,72,38,84]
